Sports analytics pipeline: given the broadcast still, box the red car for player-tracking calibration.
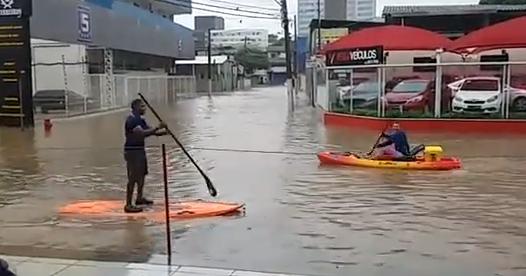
[384,79,453,112]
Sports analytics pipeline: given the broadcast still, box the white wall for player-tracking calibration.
[297,0,325,36]
[374,49,526,78]
[31,38,88,96]
[461,48,526,75]
[328,49,526,83]
[211,29,269,49]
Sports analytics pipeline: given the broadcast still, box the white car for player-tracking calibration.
[450,77,504,114]
[449,76,526,113]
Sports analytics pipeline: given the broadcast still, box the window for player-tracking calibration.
[353,82,379,93]
[413,57,436,72]
[357,12,372,17]
[357,6,371,11]
[392,80,429,93]
[480,54,508,71]
[460,79,499,91]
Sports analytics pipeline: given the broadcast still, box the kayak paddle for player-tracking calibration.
[366,124,390,156]
[138,93,218,197]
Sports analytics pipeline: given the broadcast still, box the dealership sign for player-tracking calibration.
[0,0,31,17]
[325,46,384,67]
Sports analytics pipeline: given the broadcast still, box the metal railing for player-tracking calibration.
[319,61,526,120]
[33,71,196,119]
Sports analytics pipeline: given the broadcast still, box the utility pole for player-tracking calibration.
[207,28,212,97]
[243,36,247,82]
[243,36,248,51]
[317,0,321,51]
[281,0,294,109]
[293,14,298,95]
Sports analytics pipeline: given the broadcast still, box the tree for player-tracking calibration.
[268,33,285,46]
[479,0,526,4]
[271,38,286,46]
[268,34,279,44]
[234,48,269,74]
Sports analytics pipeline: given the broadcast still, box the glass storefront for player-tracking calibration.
[325,60,526,120]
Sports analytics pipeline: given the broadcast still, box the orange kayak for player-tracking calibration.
[59,199,245,221]
[317,151,461,170]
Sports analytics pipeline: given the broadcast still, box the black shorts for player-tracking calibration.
[124,150,148,181]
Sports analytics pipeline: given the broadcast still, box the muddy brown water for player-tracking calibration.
[1,87,526,276]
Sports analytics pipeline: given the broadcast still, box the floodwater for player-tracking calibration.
[1,87,526,276]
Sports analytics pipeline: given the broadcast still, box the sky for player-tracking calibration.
[174,0,480,34]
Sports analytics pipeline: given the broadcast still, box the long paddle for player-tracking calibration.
[138,93,218,197]
[366,124,390,156]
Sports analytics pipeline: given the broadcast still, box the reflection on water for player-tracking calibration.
[0,87,525,276]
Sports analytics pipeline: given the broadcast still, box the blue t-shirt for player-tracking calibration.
[124,112,148,151]
[388,130,410,156]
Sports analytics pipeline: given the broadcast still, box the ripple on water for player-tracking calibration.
[0,90,525,275]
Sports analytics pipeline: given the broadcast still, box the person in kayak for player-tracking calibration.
[373,122,411,158]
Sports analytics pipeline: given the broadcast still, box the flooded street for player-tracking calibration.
[1,86,526,276]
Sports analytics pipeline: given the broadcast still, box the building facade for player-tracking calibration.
[296,0,376,36]
[382,4,526,39]
[0,0,196,127]
[194,16,225,52]
[195,16,225,31]
[32,0,195,58]
[211,29,269,50]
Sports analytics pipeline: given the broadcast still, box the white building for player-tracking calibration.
[297,0,325,36]
[297,0,376,36]
[210,29,269,50]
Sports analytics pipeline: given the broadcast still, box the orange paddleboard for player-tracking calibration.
[58,199,245,221]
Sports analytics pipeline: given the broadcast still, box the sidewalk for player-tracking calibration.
[1,254,302,276]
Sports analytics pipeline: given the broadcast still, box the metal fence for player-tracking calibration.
[320,61,526,120]
[32,57,196,118]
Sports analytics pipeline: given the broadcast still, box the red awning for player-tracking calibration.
[322,25,452,52]
[448,15,526,53]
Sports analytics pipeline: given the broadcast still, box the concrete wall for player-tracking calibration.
[31,39,88,96]
[31,0,195,59]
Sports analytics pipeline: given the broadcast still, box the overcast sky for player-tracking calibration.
[174,0,479,34]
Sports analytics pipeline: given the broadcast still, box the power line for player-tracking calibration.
[167,0,279,19]
[193,1,279,17]
[164,0,279,19]
[206,0,280,11]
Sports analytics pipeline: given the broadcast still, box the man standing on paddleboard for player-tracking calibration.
[124,99,168,213]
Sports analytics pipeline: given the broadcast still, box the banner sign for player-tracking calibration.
[0,0,31,17]
[318,28,349,46]
[325,46,384,67]
[77,5,92,43]
[0,16,32,127]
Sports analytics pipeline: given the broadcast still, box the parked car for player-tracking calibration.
[33,89,95,114]
[449,76,526,113]
[336,77,370,102]
[385,76,421,92]
[384,79,453,112]
[340,81,382,106]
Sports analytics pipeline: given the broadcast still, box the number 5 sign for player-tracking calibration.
[77,5,92,43]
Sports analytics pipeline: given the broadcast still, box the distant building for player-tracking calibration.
[267,45,286,66]
[194,16,225,52]
[297,0,376,36]
[211,29,269,50]
[382,4,526,39]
